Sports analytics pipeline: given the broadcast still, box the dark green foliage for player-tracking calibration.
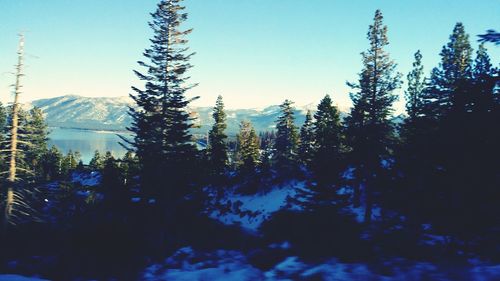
[236,120,260,175]
[478,29,500,45]
[207,95,228,177]
[298,110,314,168]
[101,152,127,207]
[312,95,343,186]
[23,107,49,175]
[61,150,81,177]
[40,146,63,181]
[273,100,299,173]
[120,151,139,187]
[405,50,425,122]
[127,0,198,204]
[258,131,276,181]
[399,50,427,167]
[89,150,104,171]
[422,23,473,119]
[346,10,401,223]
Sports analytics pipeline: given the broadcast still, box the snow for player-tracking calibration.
[143,248,500,281]
[0,275,49,281]
[342,166,356,180]
[265,256,306,279]
[208,181,308,232]
[143,247,261,281]
[348,205,381,223]
[71,171,101,187]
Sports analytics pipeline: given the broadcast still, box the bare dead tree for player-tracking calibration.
[3,34,25,225]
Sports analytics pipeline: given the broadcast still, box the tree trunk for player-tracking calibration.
[4,34,24,224]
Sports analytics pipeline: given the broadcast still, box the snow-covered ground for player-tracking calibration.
[143,247,500,281]
[207,180,311,232]
[71,171,101,187]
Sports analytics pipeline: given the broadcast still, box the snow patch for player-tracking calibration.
[208,181,308,232]
[71,171,101,187]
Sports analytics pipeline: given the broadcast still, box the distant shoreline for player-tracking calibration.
[48,126,132,134]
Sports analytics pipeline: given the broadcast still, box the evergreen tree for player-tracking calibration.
[423,23,473,119]
[298,110,315,168]
[207,95,228,177]
[405,50,425,122]
[121,151,139,186]
[89,150,104,171]
[127,0,198,204]
[61,150,80,176]
[236,121,260,175]
[312,95,343,186]
[346,10,401,223]
[21,107,49,178]
[397,51,428,229]
[273,100,299,173]
[101,153,126,208]
[40,146,63,181]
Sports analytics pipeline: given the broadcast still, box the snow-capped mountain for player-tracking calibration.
[26,95,134,131]
[25,95,326,134]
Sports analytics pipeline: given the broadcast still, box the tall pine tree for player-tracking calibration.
[127,0,198,204]
[273,100,299,173]
[207,95,228,177]
[21,107,49,179]
[405,50,425,122]
[298,110,315,168]
[312,95,343,186]
[346,10,401,223]
[422,22,473,119]
[236,121,260,175]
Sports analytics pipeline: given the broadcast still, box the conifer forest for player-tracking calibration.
[0,1,499,280]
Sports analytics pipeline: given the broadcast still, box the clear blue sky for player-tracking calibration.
[1,0,498,112]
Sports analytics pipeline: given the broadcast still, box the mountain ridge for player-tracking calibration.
[25,95,329,134]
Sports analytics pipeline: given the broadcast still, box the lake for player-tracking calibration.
[48,127,132,163]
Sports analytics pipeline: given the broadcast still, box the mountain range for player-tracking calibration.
[26,95,332,135]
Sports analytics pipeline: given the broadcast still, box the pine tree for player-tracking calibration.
[298,110,315,168]
[89,150,104,171]
[40,146,63,181]
[21,107,49,178]
[418,24,497,239]
[121,151,139,186]
[405,51,425,122]
[127,0,198,204]
[346,10,401,223]
[312,95,343,186]
[61,150,80,176]
[273,100,298,173]
[207,95,228,177]
[400,50,426,166]
[101,153,126,207]
[423,23,473,119]
[236,121,260,175]
[397,51,428,229]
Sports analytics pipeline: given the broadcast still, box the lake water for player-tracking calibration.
[48,127,132,163]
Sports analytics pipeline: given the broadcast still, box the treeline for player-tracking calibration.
[0,0,498,278]
[124,2,499,250]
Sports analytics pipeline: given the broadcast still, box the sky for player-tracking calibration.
[0,0,498,112]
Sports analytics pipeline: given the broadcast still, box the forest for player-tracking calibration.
[0,0,499,280]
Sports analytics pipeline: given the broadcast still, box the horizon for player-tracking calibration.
[1,0,499,113]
